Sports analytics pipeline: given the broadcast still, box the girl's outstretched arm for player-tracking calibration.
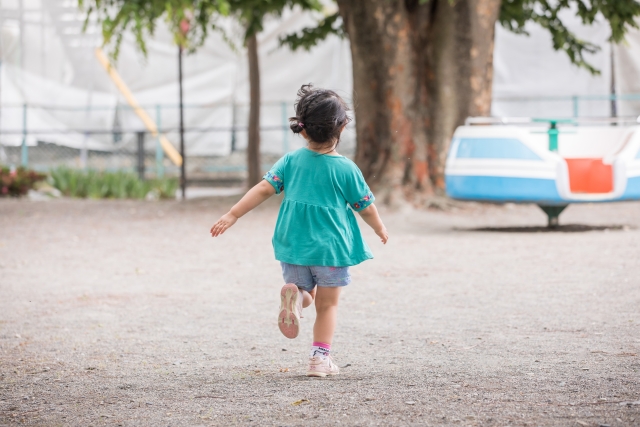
[358,204,388,244]
[210,180,276,237]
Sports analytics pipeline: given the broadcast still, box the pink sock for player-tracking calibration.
[310,342,331,358]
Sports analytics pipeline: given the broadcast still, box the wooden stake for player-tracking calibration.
[94,48,183,166]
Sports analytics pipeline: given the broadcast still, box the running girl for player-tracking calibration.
[210,84,388,377]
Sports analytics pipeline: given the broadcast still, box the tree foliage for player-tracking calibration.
[279,11,344,51]
[280,0,640,74]
[78,0,229,58]
[500,0,640,74]
[79,0,322,58]
[229,0,321,41]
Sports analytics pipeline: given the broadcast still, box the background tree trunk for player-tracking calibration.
[246,33,261,188]
[337,0,430,205]
[422,0,501,192]
[338,0,500,201]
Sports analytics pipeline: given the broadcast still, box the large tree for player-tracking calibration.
[79,0,320,187]
[283,0,640,204]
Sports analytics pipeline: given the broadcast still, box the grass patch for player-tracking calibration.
[49,167,178,199]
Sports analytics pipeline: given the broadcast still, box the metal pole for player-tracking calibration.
[0,59,3,160]
[572,96,579,118]
[610,43,618,120]
[81,131,88,169]
[81,54,97,170]
[230,102,236,152]
[155,104,164,177]
[178,46,186,200]
[137,131,145,180]
[19,0,26,168]
[21,103,27,167]
[548,121,559,152]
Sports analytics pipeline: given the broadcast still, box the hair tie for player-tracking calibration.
[299,122,304,128]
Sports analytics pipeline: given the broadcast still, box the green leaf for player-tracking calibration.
[80,0,323,59]
[500,0,640,75]
[279,12,344,52]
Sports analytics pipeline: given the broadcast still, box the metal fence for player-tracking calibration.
[492,94,640,119]
[0,129,311,187]
[0,101,357,186]
[1,94,638,185]
[1,131,167,176]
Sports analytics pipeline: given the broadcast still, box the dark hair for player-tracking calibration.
[289,84,351,145]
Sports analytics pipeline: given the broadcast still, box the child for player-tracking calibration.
[210,85,388,377]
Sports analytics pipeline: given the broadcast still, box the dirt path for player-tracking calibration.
[1,197,639,426]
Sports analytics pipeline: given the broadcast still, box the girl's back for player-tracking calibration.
[265,147,375,267]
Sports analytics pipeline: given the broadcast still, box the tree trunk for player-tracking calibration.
[422,0,500,191]
[337,0,429,205]
[246,33,261,187]
[338,0,500,202]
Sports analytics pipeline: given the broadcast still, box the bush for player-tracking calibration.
[0,166,47,197]
[49,167,178,200]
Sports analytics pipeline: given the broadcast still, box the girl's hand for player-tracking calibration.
[209,181,276,238]
[358,204,388,244]
[210,212,238,237]
[376,227,389,244]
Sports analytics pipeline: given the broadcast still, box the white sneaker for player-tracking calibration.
[278,283,302,339]
[307,356,339,377]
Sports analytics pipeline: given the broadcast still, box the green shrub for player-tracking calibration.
[49,167,178,199]
[0,166,47,197]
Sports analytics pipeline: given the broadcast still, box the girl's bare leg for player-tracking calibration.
[302,287,316,308]
[313,287,341,344]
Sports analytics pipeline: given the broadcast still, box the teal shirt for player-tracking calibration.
[263,147,375,267]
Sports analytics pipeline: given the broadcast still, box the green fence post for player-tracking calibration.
[155,104,164,177]
[21,103,28,167]
[282,101,289,153]
[572,96,579,118]
[533,118,573,153]
[548,121,559,152]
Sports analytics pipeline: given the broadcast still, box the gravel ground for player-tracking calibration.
[0,197,639,427]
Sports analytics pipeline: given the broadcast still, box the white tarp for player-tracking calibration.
[1,0,639,155]
[0,1,351,155]
[613,28,640,116]
[492,9,612,118]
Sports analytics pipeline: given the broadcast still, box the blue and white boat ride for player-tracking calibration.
[445,117,640,226]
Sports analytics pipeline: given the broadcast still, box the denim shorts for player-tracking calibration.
[280,262,351,292]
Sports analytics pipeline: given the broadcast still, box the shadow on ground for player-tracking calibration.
[457,224,633,233]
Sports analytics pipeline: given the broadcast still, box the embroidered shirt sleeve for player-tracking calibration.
[263,171,284,194]
[350,191,375,211]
